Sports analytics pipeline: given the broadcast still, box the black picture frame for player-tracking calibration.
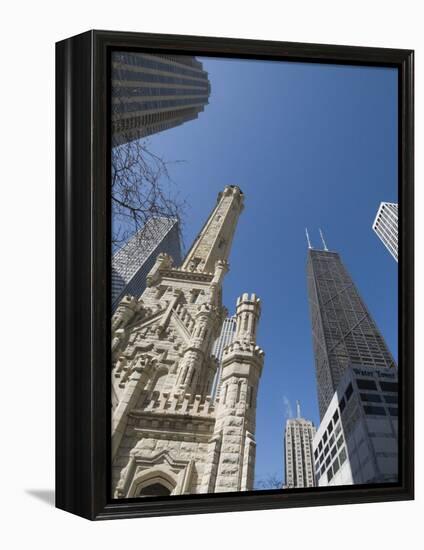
[56,29,414,520]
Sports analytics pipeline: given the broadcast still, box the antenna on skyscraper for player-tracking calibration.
[305,228,312,249]
[296,400,301,419]
[319,228,328,251]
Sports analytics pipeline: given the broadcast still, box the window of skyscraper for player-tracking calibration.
[383,394,398,404]
[364,405,386,416]
[346,383,354,399]
[360,393,382,403]
[357,379,378,391]
[380,381,398,393]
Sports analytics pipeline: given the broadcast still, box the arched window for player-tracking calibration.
[190,289,200,303]
[131,472,177,497]
[138,482,171,497]
[248,385,254,407]
[222,384,228,405]
[236,380,243,403]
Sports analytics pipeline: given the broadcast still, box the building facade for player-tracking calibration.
[211,316,237,399]
[112,52,211,146]
[372,202,398,262]
[313,364,398,486]
[111,186,264,497]
[284,404,316,488]
[112,217,181,313]
[307,246,396,419]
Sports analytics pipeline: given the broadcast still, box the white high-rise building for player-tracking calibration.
[211,316,237,399]
[372,202,398,262]
[284,403,316,488]
[313,364,398,487]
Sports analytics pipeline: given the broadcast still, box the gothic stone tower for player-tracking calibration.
[111,186,264,497]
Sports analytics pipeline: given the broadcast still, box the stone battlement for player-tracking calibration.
[159,268,215,283]
[236,292,260,306]
[166,266,215,277]
[217,185,244,204]
[222,339,265,358]
[135,390,216,417]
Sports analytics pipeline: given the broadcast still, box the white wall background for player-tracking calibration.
[0,1,421,548]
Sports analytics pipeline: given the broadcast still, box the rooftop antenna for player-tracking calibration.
[305,228,312,249]
[296,400,301,419]
[319,228,328,251]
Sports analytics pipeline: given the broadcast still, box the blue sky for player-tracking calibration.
[143,57,398,485]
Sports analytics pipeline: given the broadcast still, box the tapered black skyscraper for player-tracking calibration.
[306,237,396,419]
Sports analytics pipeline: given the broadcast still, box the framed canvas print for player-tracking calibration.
[56,30,414,520]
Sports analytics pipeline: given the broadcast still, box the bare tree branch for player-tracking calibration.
[111,132,187,252]
[255,473,283,490]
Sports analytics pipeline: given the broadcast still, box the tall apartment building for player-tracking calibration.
[312,364,398,486]
[112,217,181,312]
[284,403,316,488]
[111,52,211,146]
[306,242,396,419]
[211,316,237,399]
[372,202,398,262]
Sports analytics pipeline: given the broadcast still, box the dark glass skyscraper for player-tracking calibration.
[111,52,211,146]
[307,247,396,419]
[112,217,181,312]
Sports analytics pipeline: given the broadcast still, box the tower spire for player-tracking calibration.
[319,228,328,251]
[296,400,301,419]
[182,186,244,273]
[305,228,312,249]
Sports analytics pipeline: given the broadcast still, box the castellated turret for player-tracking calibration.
[212,293,264,492]
[111,186,264,498]
[234,292,261,342]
